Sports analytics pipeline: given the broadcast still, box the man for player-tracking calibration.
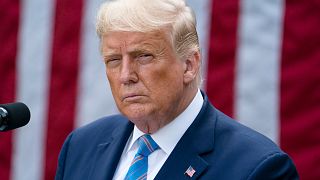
[55,0,299,179]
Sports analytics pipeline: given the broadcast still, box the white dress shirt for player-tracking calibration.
[113,89,204,180]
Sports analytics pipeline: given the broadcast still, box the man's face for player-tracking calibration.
[102,31,193,133]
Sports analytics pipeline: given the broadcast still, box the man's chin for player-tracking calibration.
[120,102,149,115]
[124,113,148,123]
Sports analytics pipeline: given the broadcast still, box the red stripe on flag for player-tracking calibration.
[206,0,239,117]
[44,0,84,179]
[0,0,20,179]
[280,1,320,179]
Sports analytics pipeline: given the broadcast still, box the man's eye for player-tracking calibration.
[137,54,153,64]
[109,58,120,62]
[105,58,121,67]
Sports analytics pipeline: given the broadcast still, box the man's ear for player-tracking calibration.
[183,51,200,84]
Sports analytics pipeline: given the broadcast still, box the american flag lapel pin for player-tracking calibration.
[185,166,196,178]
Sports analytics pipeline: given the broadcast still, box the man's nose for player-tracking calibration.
[119,57,138,84]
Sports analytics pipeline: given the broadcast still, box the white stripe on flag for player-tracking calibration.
[235,0,284,143]
[14,0,55,179]
[76,0,118,128]
[186,0,212,88]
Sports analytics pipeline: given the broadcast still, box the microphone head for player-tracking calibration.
[0,102,31,131]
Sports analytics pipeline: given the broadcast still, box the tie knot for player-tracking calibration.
[137,134,159,157]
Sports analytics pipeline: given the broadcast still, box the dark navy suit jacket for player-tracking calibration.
[55,93,299,179]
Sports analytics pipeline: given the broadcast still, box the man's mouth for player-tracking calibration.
[122,94,145,102]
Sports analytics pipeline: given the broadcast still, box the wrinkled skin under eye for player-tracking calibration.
[136,53,154,64]
[104,56,121,68]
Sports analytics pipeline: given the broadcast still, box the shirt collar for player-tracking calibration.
[126,89,204,154]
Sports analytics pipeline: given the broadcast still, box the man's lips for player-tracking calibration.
[121,94,146,102]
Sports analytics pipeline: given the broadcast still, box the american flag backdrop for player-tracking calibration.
[0,0,319,179]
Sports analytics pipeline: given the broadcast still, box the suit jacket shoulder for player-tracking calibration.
[209,109,299,179]
[55,115,133,180]
[70,114,129,144]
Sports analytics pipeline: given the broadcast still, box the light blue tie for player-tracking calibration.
[124,134,159,180]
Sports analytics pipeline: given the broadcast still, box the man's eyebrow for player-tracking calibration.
[102,41,160,56]
[131,44,157,53]
[130,47,152,54]
[102,48,120,56]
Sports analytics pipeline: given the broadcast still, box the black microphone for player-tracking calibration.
[0,102,31,131]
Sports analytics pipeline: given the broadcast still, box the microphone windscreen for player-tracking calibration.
[0,102,31,131]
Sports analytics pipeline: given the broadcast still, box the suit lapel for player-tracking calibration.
[155,93,217,179]
[155,148,210,180]
[90,120,134,180]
